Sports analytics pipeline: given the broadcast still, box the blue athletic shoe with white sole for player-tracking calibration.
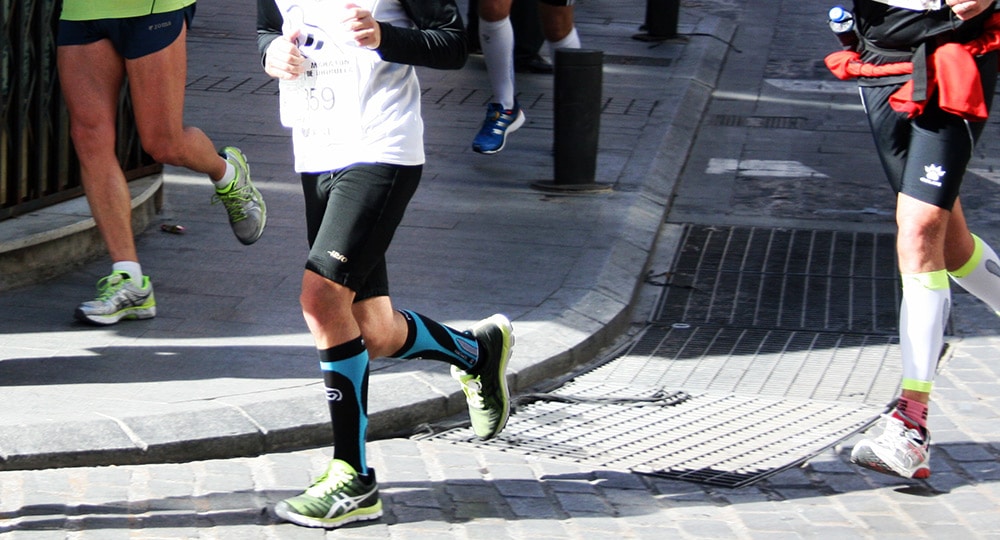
[472,103,525,155]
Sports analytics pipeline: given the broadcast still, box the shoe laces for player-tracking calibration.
[212,180,251,222]
[95,273,129,301]
[458,372,486,409]
[486,105,516,125]
[879,413,927,447]
[306,465,354,498]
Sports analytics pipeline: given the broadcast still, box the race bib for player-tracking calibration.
[275,0,379,139]
[870,0,943,10]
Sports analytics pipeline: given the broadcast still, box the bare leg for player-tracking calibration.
[57,40,137,264]
[126,24,226,181]
[353,296,408,358]
[896,193,950,275]
[538,3,574,42]
[301,271,362,349]
[300,270,409,356]
[478,0,513,22]
[943,197,976,271]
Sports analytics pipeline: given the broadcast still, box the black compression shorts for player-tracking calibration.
[860,51,997,210]
[57,4,195,60]
[538,0,575,6]
[301,163,421,302]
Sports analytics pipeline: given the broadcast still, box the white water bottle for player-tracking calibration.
[279,77,307,128]
[828,6,858,50]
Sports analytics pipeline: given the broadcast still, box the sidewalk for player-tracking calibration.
[0,0,729,470]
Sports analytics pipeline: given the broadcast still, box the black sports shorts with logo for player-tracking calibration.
[301,163,421,302]
[859,51,997,211]
[57,5,196,60]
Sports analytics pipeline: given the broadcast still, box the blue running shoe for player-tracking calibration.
[472,103,525,155]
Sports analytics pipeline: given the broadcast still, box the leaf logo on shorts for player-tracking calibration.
[920,164,946,188]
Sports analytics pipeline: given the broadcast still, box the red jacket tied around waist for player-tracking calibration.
[824,12,1000,122]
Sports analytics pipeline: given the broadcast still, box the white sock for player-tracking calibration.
[479,17,516,110]
[112,261,143,282]
[213,159,237,190]
[900,271,950,385]
[547,27,581,58]
[949,234,1000,314]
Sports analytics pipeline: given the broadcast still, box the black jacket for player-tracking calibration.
[854,0,996,52]
[257,0,468,70]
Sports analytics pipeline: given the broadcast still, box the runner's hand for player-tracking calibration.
[948,0,992,20]
[343,4,381,49]
[265,31,307,80]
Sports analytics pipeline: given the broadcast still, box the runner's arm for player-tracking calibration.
[375,0,467,70]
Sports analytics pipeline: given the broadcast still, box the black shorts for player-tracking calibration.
[302,163,421,302]
[538,0,575,6]
[57,5,196,60]
[860,51,997,210]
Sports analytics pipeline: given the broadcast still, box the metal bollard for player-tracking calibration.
[532,48,611,194]
[634,0,680,41]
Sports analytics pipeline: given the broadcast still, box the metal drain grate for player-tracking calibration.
[709,115,807,129]
[433,387,881,488]
[656,226,900,334]
[425,225,903,487]
[603,54,674,67]
[429,322,900,487]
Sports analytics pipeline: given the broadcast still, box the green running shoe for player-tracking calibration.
[74,271,156,325]
[213,146,266,245]
[451,313,514,440]
[274,459,382,529]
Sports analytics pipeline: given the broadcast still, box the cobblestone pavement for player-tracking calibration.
[2,435,999,539]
